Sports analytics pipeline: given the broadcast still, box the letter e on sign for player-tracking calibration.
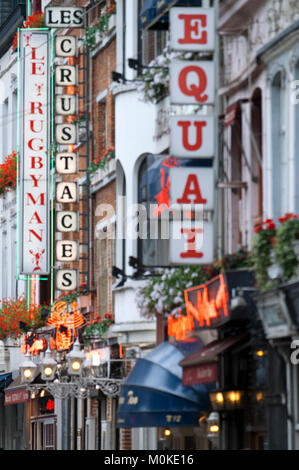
[56,241,78,262]
[170,7,215,51]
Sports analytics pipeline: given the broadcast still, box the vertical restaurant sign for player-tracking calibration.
[19,30,51,275]
[169,6,216,265]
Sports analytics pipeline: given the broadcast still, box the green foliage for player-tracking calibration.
[275,217,299,281]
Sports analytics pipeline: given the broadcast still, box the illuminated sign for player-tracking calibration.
[21,333,47,356]
[185,274,229,328]
[45,7,84,28]
[19,30,51,274]
[170,7,215,51]
[54,32,79,291]
[170,115,215,158]
[47,300,85,351]
[169,167,214,264]
[170,60,215,105]
[169,5,217,265]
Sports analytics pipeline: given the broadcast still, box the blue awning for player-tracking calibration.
[117,339,215,428]
[0,373,12,391]
[139,0,157,29]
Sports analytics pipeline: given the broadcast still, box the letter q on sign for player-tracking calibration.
[170,60,215,105]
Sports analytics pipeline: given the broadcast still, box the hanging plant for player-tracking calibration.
[275,213,299,281]
[84,3,116,50]
[0,151,18,196]
[82,313,114,344]
[252,219,277,290]
[12,11,45,51]
[135,47,204,104]
[214,247,253,272]
[88,146,115,174]
[55,284,88,306]
[136,265,220,319]
[0,297,43,340]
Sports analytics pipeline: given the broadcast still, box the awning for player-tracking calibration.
[4,375,29,405]
[179,334,247,367]
[224,102,240,127]
[117,339,215,428]
[139,0,198,30]
[139,0,157,29]
[0,372,12,391]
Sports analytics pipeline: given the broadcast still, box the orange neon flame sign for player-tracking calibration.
[167,275,230,339]
[47,301,85,351]
[167,311,195,341]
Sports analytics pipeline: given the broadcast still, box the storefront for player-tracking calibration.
[179,270,269,450]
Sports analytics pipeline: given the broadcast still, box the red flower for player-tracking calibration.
[254,225,263,233]
[266,222,276,230]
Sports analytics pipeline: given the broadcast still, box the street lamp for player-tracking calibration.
[41,347,57,381]
[20,353,37,383]
[209,390,244,411]
[66,338,85,376]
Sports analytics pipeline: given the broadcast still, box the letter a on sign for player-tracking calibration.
[170,7,215,51]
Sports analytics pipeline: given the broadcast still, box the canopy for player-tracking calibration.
[117,339,214,427]
[0,372,12,391]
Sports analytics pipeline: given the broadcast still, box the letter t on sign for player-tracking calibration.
[170,7,215,52]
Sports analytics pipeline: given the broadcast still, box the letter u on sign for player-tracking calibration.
[170,115,215,157]
[170,61,215,105]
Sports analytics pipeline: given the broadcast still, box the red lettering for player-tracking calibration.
[180,227,203,258]
[28,139,44,151]
[31,48,45,76]
[31,47,44,62]
[28,229,43,242]
[28,211,43,225]
[178,14,208,45]
[177,174,207,204]
[177,120,207,152]
[31,157,43,169]
[30,102,43,115]
[178,66,208,102]
[30,119,44,133]
[26,193,45,206]
[30,174,42,187]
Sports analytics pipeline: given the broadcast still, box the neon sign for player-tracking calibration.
[21,333,47,356]
[185,274,229,328]
[167,274,230,338]
[47,300,85,351]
